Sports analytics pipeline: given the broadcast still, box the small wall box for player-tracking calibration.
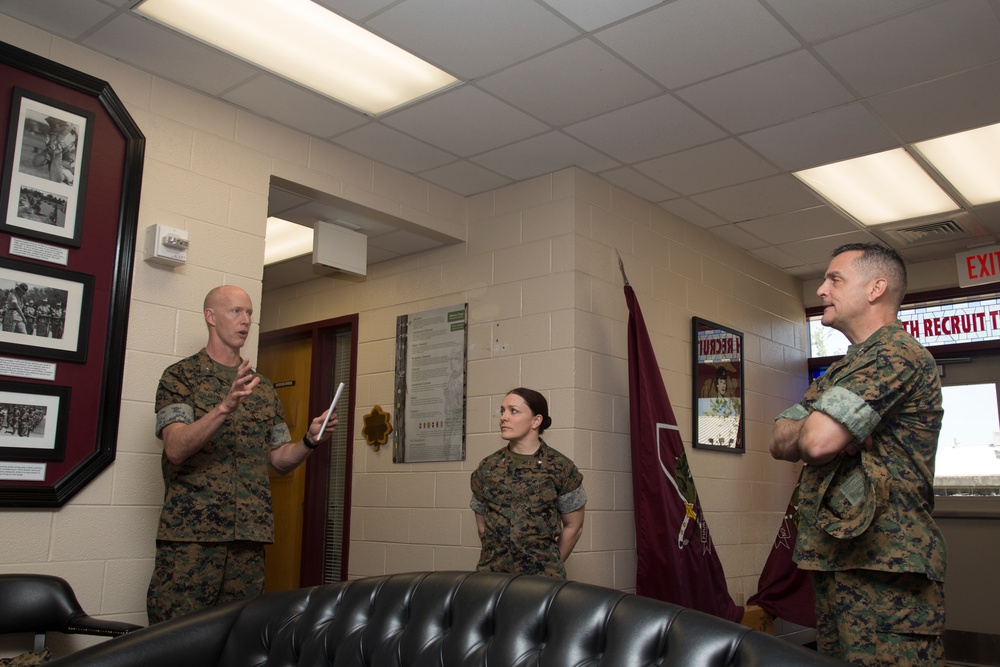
[144,225,189,266]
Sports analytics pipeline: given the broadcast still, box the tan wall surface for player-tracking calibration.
[261,168,812,603]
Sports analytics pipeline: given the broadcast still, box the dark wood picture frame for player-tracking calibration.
[0,257,94,362]
[692,317,745,453]
[0,86,93,247]
[0,41,144,507]
[0,381,70,462]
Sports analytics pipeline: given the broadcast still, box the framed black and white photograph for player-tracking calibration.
[0,257,93,362]
[0,86,93,247]
[0,381,70,461]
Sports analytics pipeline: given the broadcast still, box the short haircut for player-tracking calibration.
[832,242,907,309]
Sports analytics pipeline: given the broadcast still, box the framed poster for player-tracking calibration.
[0,40,144,507]
[0,257,93,362]
[0,381,70,461]
[393,304,468,463]
[0,87,93,247]
[692,317,745,453]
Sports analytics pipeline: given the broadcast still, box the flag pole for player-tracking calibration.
[615,248,630,286]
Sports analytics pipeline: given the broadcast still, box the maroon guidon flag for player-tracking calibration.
[625,281,743,623]
[746,476,816,627]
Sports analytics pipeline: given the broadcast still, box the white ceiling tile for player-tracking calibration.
[736,207,858,244]
[678,50,854,134]
[0,0,115,39]
[599,167,678,204]
[868,62,1000,143]
[477,39,662,127]
[596,0,800,89]
[419,161,513,196]
[815,0,1000,97]
[542,0,662,32]
[691,175,822,222]
[314,0,397,21]
[766,0,938,42]
[84,14,259,95]
[749,245,809,269]
[658,200,729,229]
[636,140,778,196]
[777,231,881,264]
[471,132,619,181]
[334,123,455,173]
[741,103,896,170]
[365,0,579,80]
[383,86,548,156]
[709,224,769,250]
[564,94,726,164]
[223,74,368,139]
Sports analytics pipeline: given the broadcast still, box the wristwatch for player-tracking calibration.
[302,432,318,449]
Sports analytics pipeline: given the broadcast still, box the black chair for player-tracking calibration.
[0,574,141,653]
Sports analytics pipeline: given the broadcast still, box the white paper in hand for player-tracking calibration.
[317,382,344,438]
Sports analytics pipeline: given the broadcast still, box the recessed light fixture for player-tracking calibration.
[794,148,960,226]
[264,217,313,265]
[133,0,459,115]
[913,122,1000,206]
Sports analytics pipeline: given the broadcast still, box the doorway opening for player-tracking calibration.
[258,315,357,590]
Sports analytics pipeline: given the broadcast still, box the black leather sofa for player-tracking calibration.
[49,571,845,666]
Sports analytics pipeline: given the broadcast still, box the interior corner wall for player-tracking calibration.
[261,167,811,604]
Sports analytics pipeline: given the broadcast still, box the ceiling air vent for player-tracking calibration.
[882,219,968,246]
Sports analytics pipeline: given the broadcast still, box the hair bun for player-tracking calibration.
[540,415,552,431]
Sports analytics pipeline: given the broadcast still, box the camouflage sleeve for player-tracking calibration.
[775,403,809,421]
[155,403,193,438]
[469,465,485,513]
[269,422,291,450]
[557,485,586,514]
[813,385,881,443]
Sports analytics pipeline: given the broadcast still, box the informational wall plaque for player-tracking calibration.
[393,304,467,463]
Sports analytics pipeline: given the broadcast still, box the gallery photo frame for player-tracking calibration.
[0,381,70,462]
[0,40,144,507]
[0,87,93,247]
[0,257,93,362]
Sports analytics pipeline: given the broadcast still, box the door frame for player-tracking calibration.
[261,313,358,586]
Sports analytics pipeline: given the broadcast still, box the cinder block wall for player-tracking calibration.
[261,168,810,601]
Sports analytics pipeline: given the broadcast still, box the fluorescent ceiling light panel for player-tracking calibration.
[913,122,1000,206]
[264,217,313,265]
[133,0,459,115]
[794,148,959,226]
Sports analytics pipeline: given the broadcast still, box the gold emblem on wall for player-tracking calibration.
[362,404,392,452]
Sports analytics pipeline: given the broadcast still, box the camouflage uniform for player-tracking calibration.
[147,348,290,623]
[470,440,586,578]
[777,321,945,665]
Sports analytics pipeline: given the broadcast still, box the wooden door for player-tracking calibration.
[257,336,311,592]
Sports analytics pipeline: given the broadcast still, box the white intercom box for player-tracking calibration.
[313,221,367,276]
[144,224,189,266]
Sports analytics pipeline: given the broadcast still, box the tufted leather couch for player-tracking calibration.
[49,571,845,666]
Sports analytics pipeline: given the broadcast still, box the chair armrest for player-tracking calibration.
[64,614,141,638]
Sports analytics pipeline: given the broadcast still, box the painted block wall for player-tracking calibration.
[260,167,811,603]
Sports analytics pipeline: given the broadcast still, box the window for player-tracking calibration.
[935,383,1000,497]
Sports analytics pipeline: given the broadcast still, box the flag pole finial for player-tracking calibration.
[615,249,630,286]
